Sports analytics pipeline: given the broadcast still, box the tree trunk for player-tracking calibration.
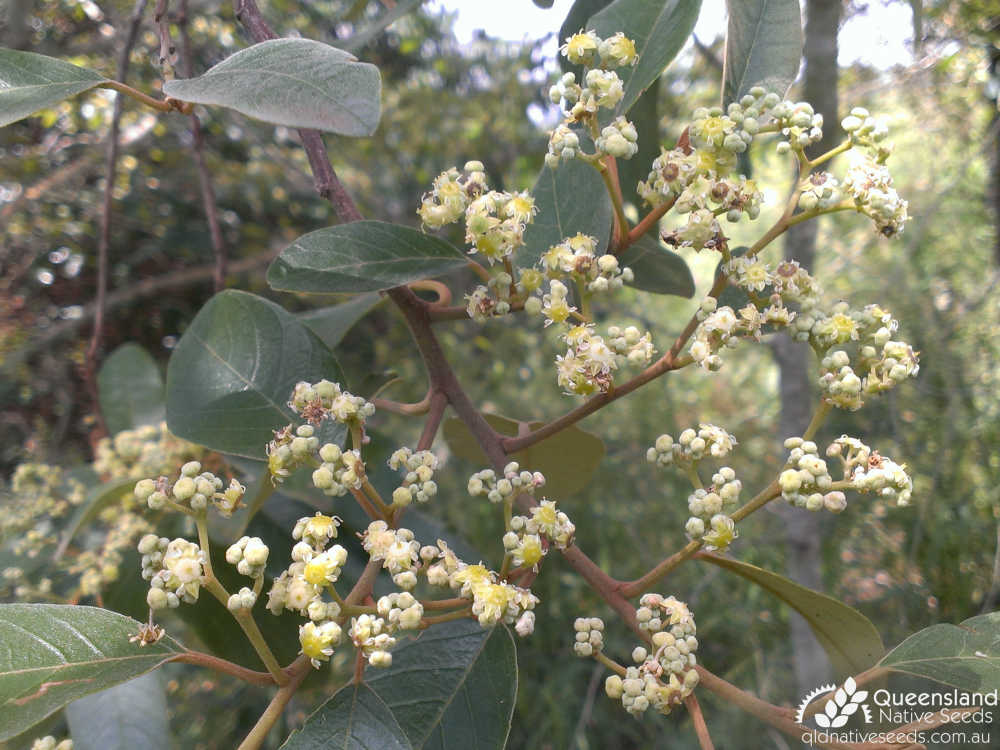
[772,0,841,696]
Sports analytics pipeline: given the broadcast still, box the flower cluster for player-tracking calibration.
[468,462,546,504]
[451,563,539,628]
[572,616,604,657]
[540,233,633,293]
[388,447,439,506]
[545,31,639,165]
[684,467,742,550]
[363,520,420,589]
[466,189,538,264]
[349,614,395,667]
[605,595,700,716]
[225,535,271,578]
[827,436,912,506]
[798,171,842,212]
[289,380,375,428]
[514,499,576,549]
[419,161,537,267]
[805,303,919,411]
[376,591,425,632]
[646,424,738,468]
[265,513,353,667]
[299,620,343,668]
[94,422,204,480]
[503,498,576,571]
[266,424,320,482]
[417,162,487,229]
[843,158,908,237]
[139,535,204,609]
[134,460,245,517]
[687,299,750,370]
[311,444,365,497]
[555,323,652,396]
[841,106,892,161]
[778,437,842,512]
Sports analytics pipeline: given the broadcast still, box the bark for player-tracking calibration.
[772,0,841,695]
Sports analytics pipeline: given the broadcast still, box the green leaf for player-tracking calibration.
[722,0,802,105]
[54,478,136,561]
[367,621,517,750]
[268,221,468,294]
[699,553,883,678]
[0,604,182,741]
[876,612,1000,692]
[443,414,604,498]
[619,234,695,297]
[589,0,702,116]
[518,159,613,267]
[298,293,384,349]
[162,39,381,136]
[281,682,411,749]
[97,344,165,435]
[166,290,346,459]
[65,672,170,750]
[0,48,106,128]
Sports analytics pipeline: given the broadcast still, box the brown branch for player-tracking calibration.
[236,655,312,750]
[231,0,363,223]
[170,649,275,686]
[684,694,715,750]
[502,271,727,454]
[416,390,448,450]
[85,0,150,436]
[153,0,176,68]
[177,0,228,291]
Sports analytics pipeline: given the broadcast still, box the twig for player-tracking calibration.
[684,694,715,750]
[237,655,312,750]
[85,0,150,436]
[153,0,176,68]
[416,390,447,450]
[170,649,275,686]
[177,0,228,291]
[231,0,363,222]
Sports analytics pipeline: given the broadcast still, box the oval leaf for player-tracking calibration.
[0,604,182,741]
[0,48,106,128]
[65,672,169,750]
[722,0,803,105]
[589,0,703,116]
[876,612,1000,692]
[619,235,694,297]
[281,682,411,749]
[268,221,468,294]
[698,552,883,677]
[366,620,517,750]
[166,290,345,459]
[97,344,165,435]
[162,38,380,136]
[518,159,613,268]
[443,414,605,498]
